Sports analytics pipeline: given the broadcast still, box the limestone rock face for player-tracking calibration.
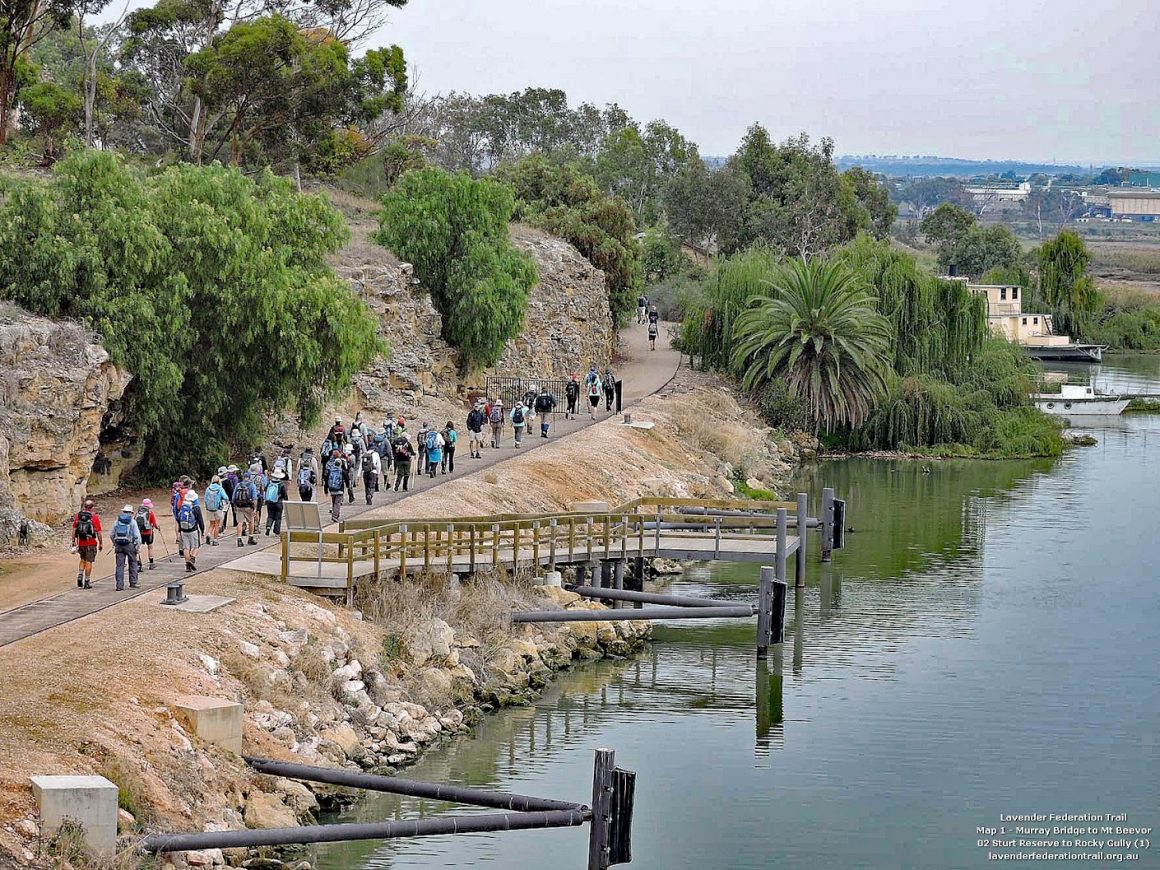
[0,307,130,542]
[333,224,613,414]
[244,792,299,829]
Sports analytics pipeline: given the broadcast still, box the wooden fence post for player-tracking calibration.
[446,524,454,575]
[398,524,407,580]
[549,518,557,571]
[587,748,615,870]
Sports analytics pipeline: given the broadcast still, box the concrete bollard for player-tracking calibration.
[30,775,118,855]
[173,696,243,755]
[543,570,563,587]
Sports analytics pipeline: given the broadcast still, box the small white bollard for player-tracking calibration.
[30,775,118,855]
[543,570,563,587]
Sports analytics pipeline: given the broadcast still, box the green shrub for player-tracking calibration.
[375,167,537,371]
[496,154,641,324]
[0,150,381,480]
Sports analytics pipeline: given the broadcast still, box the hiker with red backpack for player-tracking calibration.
[135,498,161,569]
[71,499,103,589]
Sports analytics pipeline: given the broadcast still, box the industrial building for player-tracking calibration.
[1108,190,1160,221]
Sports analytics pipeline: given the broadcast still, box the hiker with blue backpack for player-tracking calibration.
[424,426,445,478]
[231,470,259,547]
[110,503,142,590]
[203,475,228,545]
[174,482,205,571]
[264,470,289,535]
[324,448,349,522]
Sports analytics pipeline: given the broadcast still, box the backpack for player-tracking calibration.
[489,406,503,424]
[326,461,345,493]
[393,438,410,461]
[265,481,281,504]
[177,499,196,532]
[425,430,439,451]
[233,482,254,508]
[75,510,95,540]
[445,429,457,444]
[512,407,525,425]
[361,452,375,474]
[648,322,658,337]
[204,486,222,512]
[274,456,287,473]
[298,465,313,486]
[112,516,133,544]
[135,506,151,533]
[535,394,552,412]
[587,380,601,397]
[321,438,334,458]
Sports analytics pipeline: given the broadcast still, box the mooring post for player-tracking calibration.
[771,575,787,645]
[575,563,588,586]
[821,487,834,563]
[775,508,788,587]
[795,492,808,588]
[756,565,774,658]
[587,748,615,870]
[613,559,625,610]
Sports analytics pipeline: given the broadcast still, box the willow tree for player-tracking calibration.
[731,259,892,431]
[1037,230,1100,338]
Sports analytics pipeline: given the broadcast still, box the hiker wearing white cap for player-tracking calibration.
[489,398,505,448]
[204,474,228,544]
[264,469,289,535]
[110,503,142,591]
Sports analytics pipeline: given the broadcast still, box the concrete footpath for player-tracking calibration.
[0,323,681,648]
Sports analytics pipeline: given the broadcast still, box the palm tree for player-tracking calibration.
[731,259,893,431]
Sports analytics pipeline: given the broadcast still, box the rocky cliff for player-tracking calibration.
[337,223,614,411]
[0,305,130,544]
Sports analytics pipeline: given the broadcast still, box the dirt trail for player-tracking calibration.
[0,323,680,644]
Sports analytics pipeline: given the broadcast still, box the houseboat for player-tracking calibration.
[964,283,1106,362]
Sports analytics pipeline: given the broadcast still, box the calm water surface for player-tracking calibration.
[316,355,1160,870]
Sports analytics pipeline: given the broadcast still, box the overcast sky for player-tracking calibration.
[367,0,1158,164]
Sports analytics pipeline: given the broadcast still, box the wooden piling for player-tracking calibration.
[756,565,774,659]
[587,749,615,870]
[795,492,808,588]
[821,487,834,563]
[771,575,787,645]
[548,518,558,570]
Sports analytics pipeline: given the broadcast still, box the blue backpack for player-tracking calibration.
[177,500,196,532]
[265,481,281,504]
[205,486,222,512]
[425,430,439,451]
[326,461,345,493]
[112,516,134,544]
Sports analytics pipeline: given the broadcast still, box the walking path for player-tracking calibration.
[0,324,681,648]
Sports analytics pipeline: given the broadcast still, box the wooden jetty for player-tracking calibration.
[231,491,843,606]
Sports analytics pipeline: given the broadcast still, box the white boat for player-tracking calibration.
[1032,384,1129,416]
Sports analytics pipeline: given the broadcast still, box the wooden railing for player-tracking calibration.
[280,492,841,595]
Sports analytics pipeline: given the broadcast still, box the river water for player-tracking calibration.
[315,355,1160,870]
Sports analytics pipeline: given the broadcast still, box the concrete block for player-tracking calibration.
[174,696,243,755]
[569,500,611,513]
[543,571,563,587]
[30,775,118,855]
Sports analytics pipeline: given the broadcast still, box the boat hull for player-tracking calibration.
[1023,344,1104,362]
[1034,398,1129,416]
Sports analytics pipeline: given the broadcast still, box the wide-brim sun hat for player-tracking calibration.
[228,465,239,473]
[122,504,133,513]
[217,466,227,476]
[142,498,153,508]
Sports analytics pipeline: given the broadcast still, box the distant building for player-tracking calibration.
[964,181,1031,207]
[1108,190,1160,221]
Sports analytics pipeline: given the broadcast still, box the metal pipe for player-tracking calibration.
[244,757,583,812]
[511,605,755,623]
[567,585,728,608]
[675,507,820,527]
[141,809,587,853]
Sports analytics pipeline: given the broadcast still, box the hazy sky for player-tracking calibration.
[367,0,1158,164]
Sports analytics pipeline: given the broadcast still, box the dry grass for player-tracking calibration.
[1090,245,1160,276]
[39,821,163,870]
[669,392,764,477]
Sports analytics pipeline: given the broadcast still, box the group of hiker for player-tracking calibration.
[68,364,630,589]
[637,293,660,350]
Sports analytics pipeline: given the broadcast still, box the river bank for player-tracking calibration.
[0,367,810,869]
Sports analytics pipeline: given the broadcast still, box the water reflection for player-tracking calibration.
[316,410,1160,870]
